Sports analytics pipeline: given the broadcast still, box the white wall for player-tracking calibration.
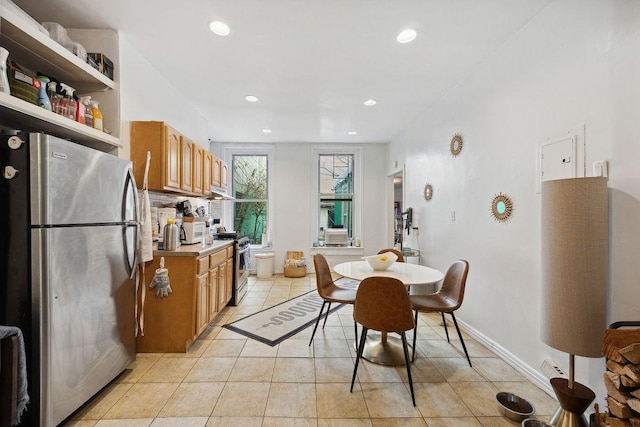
[216,141,389,273]
[118,35,210,157]
[387,0,640,406]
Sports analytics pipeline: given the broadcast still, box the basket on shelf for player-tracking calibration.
[284,251,307,278]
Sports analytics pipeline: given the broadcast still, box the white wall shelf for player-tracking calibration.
[0,2,121,151]
[0,92,121,150]
[0,4,114,91]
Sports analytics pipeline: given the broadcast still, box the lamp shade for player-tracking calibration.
[541,177,608,357]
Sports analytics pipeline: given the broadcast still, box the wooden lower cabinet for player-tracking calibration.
[137,244,233,353]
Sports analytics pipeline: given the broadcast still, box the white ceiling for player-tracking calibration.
[13,0,551,143]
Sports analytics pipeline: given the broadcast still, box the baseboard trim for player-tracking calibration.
[456,317,555,398]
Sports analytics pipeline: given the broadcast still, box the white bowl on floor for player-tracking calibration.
[362,252,398,270]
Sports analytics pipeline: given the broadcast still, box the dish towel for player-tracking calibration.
[0,325,29,424]
[136,151,154,336]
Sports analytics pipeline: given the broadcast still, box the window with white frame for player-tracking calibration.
[313,147,362,245]
[224,147,273,245]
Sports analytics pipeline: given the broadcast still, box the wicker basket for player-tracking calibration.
[284,251,307,278]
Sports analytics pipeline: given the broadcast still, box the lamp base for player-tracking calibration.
[548,378,595,427]
[549,407,589,427]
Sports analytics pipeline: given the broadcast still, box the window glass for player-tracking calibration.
[318,154,353,238]
[232,155,268,244]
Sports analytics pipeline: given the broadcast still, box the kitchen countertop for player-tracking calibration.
[153,240,233,257]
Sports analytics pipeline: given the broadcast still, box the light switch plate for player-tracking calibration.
[593,160,608,178]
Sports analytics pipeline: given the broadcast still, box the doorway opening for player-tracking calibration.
[392,170,403,248]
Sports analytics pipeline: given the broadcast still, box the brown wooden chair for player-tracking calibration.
[309,254,358,346]
[410,259,471,366]
[377,248,405,262]
[350,276,416,406]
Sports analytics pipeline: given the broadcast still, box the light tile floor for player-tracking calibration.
[64,274,558,426]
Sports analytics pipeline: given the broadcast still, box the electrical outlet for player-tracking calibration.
[451,211,456,221]
[540,358,567,379]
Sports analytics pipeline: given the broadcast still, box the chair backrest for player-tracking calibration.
[377,248,404,262]
[438,259,470,310]
[313,254,339,298]
[353,277,415,333]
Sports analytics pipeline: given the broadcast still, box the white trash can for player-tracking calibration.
[255,252,275,279]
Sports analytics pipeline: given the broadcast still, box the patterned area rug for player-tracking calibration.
[223,278,359,346]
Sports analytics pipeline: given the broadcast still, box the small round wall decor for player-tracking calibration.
[491,192,514,222]
[423,184,433,201]
[450,133,463,157]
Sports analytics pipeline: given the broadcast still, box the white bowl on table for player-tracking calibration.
[362,252,398,271]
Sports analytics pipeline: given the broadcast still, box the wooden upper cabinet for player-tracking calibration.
[180,136,194,193]
[220,160,228,189]
[130,121,217,196]
[165,126,181,190]
[203,152,213,196]
[212,157,222,188]
[130,121,181,191]
[192,145,204,195]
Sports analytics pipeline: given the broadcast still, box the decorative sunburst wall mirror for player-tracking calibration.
[450,134,463,157]
[491,193,514,222]
[423,184,433,201]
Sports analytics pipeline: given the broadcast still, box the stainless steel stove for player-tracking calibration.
[215,232,250,305]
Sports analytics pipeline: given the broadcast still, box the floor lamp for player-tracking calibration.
[541,177,608,427]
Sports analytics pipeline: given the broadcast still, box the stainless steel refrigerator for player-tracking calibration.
[0,133,138,426]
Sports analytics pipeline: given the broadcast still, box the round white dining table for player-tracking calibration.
[333,260,444,366]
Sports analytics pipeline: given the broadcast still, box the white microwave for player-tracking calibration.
[181,221,206,245]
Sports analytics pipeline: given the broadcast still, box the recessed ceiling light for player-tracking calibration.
[348,131,358,135]
[245,95,259,103]
[363,99,377,107]
[209,21,230,36]
[397,28,417,43]
[262,128,272,134]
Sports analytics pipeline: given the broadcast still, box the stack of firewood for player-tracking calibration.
[598,327,640,426]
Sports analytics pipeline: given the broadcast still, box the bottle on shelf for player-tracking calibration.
[80,96,92,127]
[58,83,76,120]
[36,73,52,110]
[0,47,10,95]
[75,93,85,124]
[90,99,103,131]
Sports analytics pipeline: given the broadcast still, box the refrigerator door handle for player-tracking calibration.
[123,168,140,276]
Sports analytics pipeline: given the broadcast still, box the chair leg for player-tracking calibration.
[308,301,327,346]
[450,312,472,367]
[353,321,359,352]
[350,326,368,393]
[441,312,450,342]
[401,331,416,406]
[412,310,419,362]
[322,302,332,328]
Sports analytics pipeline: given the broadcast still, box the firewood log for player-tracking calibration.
[621,343,640,364]
[609,359,629,375]
[609,396,634,419]
[628,399,640,415]
[624,365,640,383]
[622,375,640,388]
[608,418,633,427]
[604,329,640,363]
[606,374,632,403]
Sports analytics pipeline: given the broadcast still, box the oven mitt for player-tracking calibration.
[150,258,172,298]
